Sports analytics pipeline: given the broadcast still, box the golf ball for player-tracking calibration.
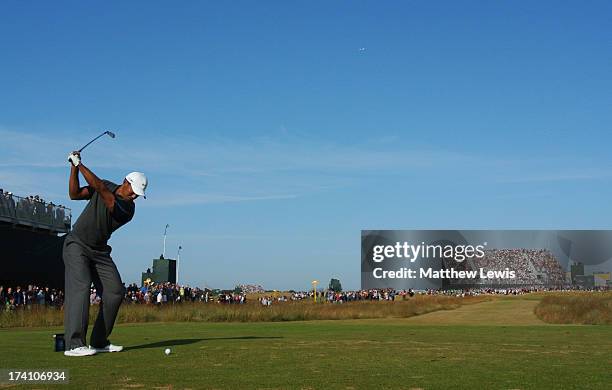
[164,348,171,355]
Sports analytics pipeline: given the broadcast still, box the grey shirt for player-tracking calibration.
[71,180,135,250]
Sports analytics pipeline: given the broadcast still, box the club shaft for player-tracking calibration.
[78,132,108,152]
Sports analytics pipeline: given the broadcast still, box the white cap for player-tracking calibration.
[126,172,148,198]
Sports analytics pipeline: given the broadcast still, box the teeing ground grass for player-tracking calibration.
[1,296,611,389]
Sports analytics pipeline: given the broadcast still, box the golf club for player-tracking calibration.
[78,130,116,153]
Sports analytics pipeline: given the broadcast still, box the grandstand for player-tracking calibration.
[443,248,566,288]
[0,190,71,233]
[0,190,71,288]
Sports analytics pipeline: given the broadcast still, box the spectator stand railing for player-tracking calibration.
[0,193,71,233]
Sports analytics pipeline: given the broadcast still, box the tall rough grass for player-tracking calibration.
[534,293,612,325]
[0,295,485,328]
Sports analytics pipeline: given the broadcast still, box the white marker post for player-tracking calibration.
[163,224,170,258]
[176,245,182,285]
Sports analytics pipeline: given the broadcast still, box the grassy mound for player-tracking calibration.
[0,295,487,328]
[534,292,612,325]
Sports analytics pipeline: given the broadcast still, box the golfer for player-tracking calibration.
[63,151,147,356]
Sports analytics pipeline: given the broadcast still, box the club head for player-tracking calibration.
[106,131,116,138]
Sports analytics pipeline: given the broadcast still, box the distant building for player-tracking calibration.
[593,272,611,288]
[141,255,177,286]
[570,262,585,284]
[574,275,595,289]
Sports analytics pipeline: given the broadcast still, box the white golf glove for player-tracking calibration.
[68,152,81,167]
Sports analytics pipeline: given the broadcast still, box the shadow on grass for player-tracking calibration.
[125,336,283,351]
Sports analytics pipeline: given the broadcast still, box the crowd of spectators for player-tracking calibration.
[217,292,247,304]
[323,289,398,303]
[236,284,265,294]
[243,289,400,305]
[120,283,214,305]
[0,189,71,230]
[0,285,64,311]
[529,249,566,284]
[415,287,550,296]
[115,284,253,305]
[444,248,567,286]
[1,282,607,312]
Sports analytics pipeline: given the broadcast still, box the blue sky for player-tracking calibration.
[1,1,611,290]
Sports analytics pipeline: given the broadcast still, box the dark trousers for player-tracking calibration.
[63,234,125,350]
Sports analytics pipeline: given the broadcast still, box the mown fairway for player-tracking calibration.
[1,297,611,389]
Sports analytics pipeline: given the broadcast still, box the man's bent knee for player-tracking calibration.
[104,287,125,304]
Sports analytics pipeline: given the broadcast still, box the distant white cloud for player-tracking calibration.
[5,126,607,206]
[497,169,612,183]
[1,127,475,205]
[147,193,298,207]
